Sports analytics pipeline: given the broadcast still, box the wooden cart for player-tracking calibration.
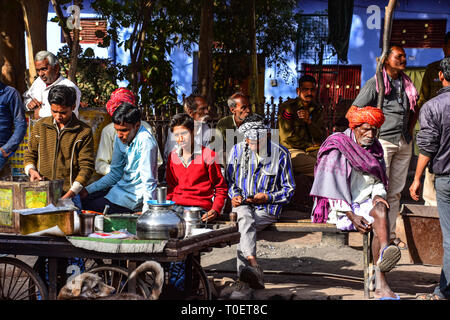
[0,225,240,300]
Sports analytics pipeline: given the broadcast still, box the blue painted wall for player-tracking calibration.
[44,0,450,102]
[265,0,450,100]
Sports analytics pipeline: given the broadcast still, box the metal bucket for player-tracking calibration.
[401,204,443,265]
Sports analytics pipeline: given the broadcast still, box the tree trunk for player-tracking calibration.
[197,0,214,108]
[249,0,261,113]
[376,0,397,109]
[67,0,82,83]
[0,0,26,93]
[19,0,49,87]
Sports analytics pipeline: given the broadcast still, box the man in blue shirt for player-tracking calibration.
[0,81,27,178]
[226,114,295,297]
[80,102,158,213]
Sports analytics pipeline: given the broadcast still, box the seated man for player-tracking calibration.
[216,92,251,145]
[24,85,94,206]
[310,105,401,300]
[226,114,295,296]
[166,113,228,222]
[278,75,326,177]
[95,87,162,176]
[80,102,158,214]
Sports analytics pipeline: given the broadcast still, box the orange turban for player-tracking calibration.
[345,106,385,129]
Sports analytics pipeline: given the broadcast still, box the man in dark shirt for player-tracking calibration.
[416,31,450,207]
[410,56,450,300]
[277,75,326,177]
[0,81,27,178]
[351,45,418,248]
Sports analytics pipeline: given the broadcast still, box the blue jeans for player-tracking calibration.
[434,175,450,299]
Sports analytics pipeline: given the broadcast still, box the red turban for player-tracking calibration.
[106,88,136,116]
[346,106,385,129]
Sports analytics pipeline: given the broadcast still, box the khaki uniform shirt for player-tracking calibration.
[277,98,326,151]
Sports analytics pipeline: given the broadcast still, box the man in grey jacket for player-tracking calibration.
[410,56,450,300]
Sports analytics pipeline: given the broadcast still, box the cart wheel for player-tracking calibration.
[188,258,212,300]
[88,265,151,298]
[0,257,48,300]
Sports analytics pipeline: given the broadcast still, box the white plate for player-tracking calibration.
[190,228,213,236]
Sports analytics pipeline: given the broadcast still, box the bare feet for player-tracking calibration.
[373,266,399,299]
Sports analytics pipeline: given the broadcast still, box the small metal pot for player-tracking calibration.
[182,206,205,237]
[78,212,96,236]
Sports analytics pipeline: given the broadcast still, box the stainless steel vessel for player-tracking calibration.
[136,187,185,240]
[182,206,204,237]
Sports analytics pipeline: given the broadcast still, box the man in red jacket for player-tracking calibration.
[166,113,228,222]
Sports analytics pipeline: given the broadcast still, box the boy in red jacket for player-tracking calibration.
[166,113,227,222]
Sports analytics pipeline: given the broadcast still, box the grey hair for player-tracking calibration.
[35,51,59,66]
[227,92,247,109]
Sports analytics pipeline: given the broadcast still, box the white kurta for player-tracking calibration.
[325,169,387,225]
[23,76,81,118]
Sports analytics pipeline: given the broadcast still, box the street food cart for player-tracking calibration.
[0,179,239,300]
[0,224,239,300]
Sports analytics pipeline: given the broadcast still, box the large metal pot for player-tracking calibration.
[136,200,185,240]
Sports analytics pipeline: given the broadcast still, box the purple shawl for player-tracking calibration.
[375,67,418,111]
[310,128,388,223]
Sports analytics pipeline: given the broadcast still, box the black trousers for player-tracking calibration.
[81,189,131,214]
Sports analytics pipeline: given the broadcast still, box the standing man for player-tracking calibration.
[24,85,94,203]
[23,51,81,119]
[81,102,158,214]
[227,114,295,298]
[415,32,450,207]
[351,45,418,249]
[278,75,326,177]
[0,81,27,178]
[410,57,450,300]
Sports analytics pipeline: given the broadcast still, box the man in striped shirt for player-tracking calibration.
[226,114,295,297]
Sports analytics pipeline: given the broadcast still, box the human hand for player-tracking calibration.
[0,148,12,158]
[245,193,269,205]
[202,209,218,222]
[27,98,42,111]
[28,169,43,182]
[372,195,389,209]
[346,211,372,234]
[297,109,310,121]
[409,179,422,201]
[232,196,243,207]
[61,190,75,199]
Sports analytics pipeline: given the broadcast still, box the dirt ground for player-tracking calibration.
[200,216,442,300]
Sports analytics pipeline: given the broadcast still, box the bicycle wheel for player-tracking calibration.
[188,258,212,300]
[0,257,48,300]
[88,265,150,298]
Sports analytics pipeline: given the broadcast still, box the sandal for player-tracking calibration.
[377,245,401,273]
[416,293,447,300]
[379,293,400,300]
[391,238,408,250]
